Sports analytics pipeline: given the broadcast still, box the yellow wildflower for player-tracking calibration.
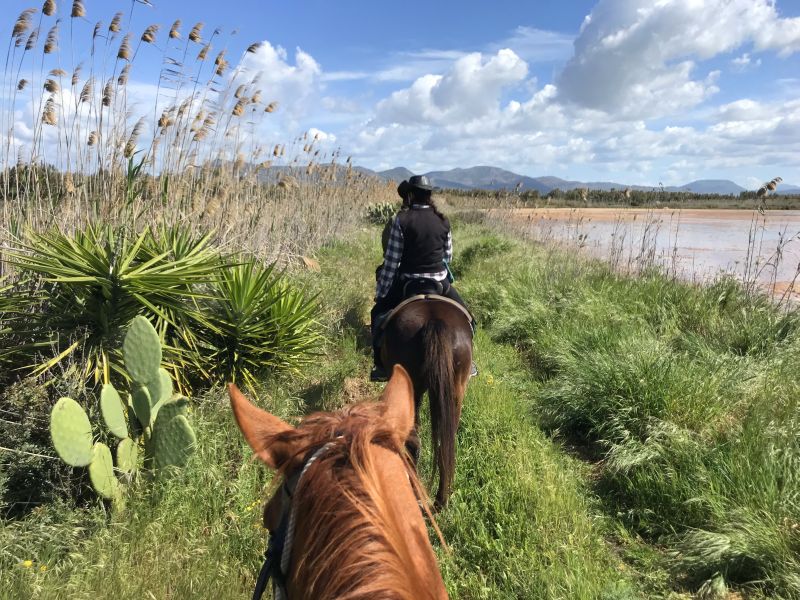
[40,565,48,573]
[21,560,33,568]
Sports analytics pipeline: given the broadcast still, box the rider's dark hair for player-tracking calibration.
[409,189,445,219]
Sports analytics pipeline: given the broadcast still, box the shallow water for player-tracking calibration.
[506,208,800,299]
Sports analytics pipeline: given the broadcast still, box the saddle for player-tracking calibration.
[378,278,473,333]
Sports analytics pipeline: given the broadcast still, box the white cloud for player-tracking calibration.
[235,42,321,115]
[375,49,528,125]
[558,0,800,119]
[731,53,762,72]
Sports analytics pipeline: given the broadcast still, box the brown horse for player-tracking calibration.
[380,298,473,508]
[229,365,448,600]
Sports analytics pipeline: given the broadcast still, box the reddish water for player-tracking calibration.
[506,208,800,300]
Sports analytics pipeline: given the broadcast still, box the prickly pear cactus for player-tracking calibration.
[88,442,120,500]
[49,315,197,503]
[123,316,162,383]
[100,384,128,439]
[50,397,93,467]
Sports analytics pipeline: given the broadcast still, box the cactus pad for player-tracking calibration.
[123,316,162,383]
[151,415,196,470]
[88,442,119,500]
[131,385,151,428]
[149,368,172,403]
[116,438,138,473]
[156,396,189,424]
[50,397,93,467]
[100,384,128,439]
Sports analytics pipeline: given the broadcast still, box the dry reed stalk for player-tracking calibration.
[44,79,60,93]
[25,28,40,51]
[197,43,210,61]
[71,64,81,86]
[109,12,122,33]
[18,79,28,91]
[44,23,58,53]
[102,80,114,107]
[246,42,261,53]
[141,25,159,44]
[13,9,36,41]
[189,22,203,42]
[117,64,130,85]
[87,131,98,146]
[70,0,85,18]
[79,78,93,102]
[265,101,278,113]
[42,96,57,126]
[117,34,131,61]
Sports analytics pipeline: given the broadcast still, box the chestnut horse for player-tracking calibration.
[229,365,448,600]
[380,298,473,508]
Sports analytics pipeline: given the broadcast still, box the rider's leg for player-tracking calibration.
[370,281,403,379]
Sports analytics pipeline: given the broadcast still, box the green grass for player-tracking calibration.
[457,225,800,598]
[3,221,797,599]
[1,225,641,599]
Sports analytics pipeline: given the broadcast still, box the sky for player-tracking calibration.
[4,0,800,188]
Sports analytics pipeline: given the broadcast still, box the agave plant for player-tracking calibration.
[6,224,221,384]
[186,257,322,391]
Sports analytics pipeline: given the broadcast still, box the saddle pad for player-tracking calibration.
[379,294,473,331]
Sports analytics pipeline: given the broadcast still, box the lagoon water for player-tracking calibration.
[507,208,800,299]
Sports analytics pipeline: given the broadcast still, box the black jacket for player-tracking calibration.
[396,205,450,274]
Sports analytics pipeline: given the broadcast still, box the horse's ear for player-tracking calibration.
[380,364,415,439]
[228,383,295,469]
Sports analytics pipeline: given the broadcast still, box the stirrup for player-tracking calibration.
[470,362,478,378]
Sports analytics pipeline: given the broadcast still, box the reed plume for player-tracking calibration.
[117,64,130,86]
[25,28,40,51]
[87,131,98,146]
[13,9,36,41]
[18,79,28,90]
[70,0,85,18]
[141,25,159,44]
[102,80,114,107]
[109,12,122,34]
[71,64,81,86]
[189,22,203,42]
[197,43,210,61]
[44,79,60,93]
[265,101,278,113]
[43,0,56,17]
[79,77,93,102]
[117,33,131,60]
[42,96,58,126]
[247,42,262,53]
[44,22,58,53]
[169,20,181,39]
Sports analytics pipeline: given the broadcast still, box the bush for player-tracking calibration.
[185,257,322,392]
[364,202,399,225]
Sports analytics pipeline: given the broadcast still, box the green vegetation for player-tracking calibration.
[458,226,800,598]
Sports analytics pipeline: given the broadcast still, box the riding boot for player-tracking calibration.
[370,343,388,382]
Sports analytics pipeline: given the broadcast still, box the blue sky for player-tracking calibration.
[4,0,800,188]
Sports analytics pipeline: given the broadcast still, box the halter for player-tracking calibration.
[252,440,339,600]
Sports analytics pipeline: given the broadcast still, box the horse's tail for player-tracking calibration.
[421,319,457,508]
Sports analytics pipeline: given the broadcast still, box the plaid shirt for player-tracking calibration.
[375,205,453,299]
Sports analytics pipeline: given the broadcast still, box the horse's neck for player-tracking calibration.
[288,445,447,600]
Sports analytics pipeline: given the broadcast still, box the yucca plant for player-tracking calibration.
[6,224,221,384]
[186,257,322,392]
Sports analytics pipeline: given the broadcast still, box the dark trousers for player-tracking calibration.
[370,278,468,366]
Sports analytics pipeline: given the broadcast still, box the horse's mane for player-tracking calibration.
[266,402,444,600]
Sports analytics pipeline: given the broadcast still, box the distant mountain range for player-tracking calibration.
[363,165,800,196]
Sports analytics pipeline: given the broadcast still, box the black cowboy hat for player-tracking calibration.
[408,174,433,192]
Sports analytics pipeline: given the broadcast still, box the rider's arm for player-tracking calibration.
[375,217,404,299]
[444,230,453,263]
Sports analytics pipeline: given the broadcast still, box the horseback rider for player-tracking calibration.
[370,175,474,381]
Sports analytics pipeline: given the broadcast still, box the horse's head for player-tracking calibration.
[228,365,416,530]
[228,365,447,599]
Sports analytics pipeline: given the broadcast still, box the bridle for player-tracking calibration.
[251,440,339,600]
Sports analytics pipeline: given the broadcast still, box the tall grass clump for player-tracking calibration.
[458,226,800,597]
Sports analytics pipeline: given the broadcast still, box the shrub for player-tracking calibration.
[186,257,322,392]
[5,224,220,384]
[364,202,399,225]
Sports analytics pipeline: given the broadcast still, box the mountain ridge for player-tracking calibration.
[373,165,799,196]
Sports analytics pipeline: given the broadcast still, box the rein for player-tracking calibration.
[253,440,339,600]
